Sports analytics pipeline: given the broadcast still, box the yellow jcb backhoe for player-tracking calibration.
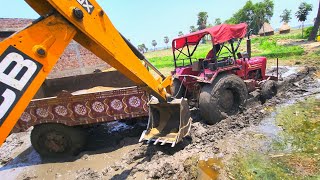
[0,0,191,148]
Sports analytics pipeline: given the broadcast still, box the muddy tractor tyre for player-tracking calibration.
[260,80,277,103]
[171,79,186,98]
[199,74,248,125]
[31,123,87,158]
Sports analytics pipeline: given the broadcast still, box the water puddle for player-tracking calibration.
[197,158,223,180]
[257,98,297,139]
[267,66,300,78]
[257,112,280,137]
[280,66,300,77]
[225,96,320,179]
[104,121,133,133]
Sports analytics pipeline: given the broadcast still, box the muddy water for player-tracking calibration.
[198,158,223,180]
[0,131,37,180]
[17,144,138,179]
[0,121,146,180]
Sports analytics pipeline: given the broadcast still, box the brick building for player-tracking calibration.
[0,18,111,79]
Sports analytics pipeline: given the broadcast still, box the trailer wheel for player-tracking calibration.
[199,74,247,124]
[171,79,186,98]
[31,123,87,158]
[260,80,277,103]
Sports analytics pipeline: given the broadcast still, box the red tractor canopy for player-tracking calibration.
[172,23,248,50]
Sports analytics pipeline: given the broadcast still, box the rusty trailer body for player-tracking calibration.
[12,70,149,133]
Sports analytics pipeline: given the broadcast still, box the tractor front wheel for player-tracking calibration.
[260,80,277,103]
[199,74,248,124]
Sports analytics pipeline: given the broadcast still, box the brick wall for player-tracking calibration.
[48,42,111,79]
[0,18,111,79]
[0,18,33,31]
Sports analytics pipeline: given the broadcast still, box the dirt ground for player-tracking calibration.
[0,63,319,180]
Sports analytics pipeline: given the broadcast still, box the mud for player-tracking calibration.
[0,66,319,179]
[116,66,319,179]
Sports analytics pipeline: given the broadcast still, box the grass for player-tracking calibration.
[144,30,311,70]
[253,37,304,58]
[228,98,320,179]
[302,49,320,67]
[230,152,293,179]
[276,98,320,153]
[271,30,305,40]
[145,44,212,69]
[266,49,320,68]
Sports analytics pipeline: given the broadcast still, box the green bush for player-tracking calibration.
[304,26,314,39]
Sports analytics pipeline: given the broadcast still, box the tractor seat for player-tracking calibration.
[208,58,234,70]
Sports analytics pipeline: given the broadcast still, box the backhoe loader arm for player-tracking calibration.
[25,0,172,100]
[0,0,190,147]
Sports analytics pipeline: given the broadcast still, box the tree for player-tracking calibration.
[164,36,169,48]
[214,18,222,25]
[197,12,208,30]
[142,44,148,52]
[138,44,147,53]
[295,2,313,37]
[151,40,157,51]
[280,9,292,23]
[225,1,255,29]
[178,31,184,36]
[308,1,320,41]
[260,0,274,22]
[225,0,274,34]
[254,0,274,35]
[190,26,197,33]
[138,45,143,53]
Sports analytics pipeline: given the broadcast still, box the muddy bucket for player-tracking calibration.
[139,98,191,147]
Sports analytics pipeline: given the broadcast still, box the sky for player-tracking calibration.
[0,0,318,48]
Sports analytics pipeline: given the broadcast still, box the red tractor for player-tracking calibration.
[171,23,277,124]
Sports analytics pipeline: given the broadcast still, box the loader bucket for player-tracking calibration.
[139,98,191,147]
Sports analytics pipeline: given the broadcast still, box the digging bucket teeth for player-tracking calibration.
[139,98,191,147]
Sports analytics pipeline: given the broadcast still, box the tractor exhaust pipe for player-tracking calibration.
[247,39,251,59]
[247,29,253,59]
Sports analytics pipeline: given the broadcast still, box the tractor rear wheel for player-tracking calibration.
[31,123,87,158]
[199,74,248,124]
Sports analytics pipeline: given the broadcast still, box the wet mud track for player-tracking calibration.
[0,66,319,179]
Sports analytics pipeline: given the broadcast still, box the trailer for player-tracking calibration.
[12,70,149,157]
